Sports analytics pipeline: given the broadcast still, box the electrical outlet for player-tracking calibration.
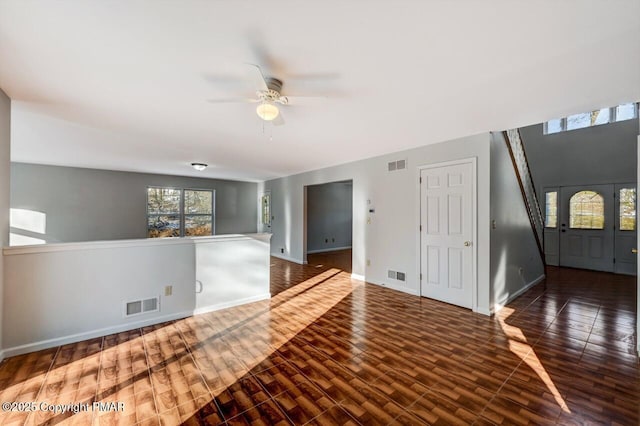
[325,238,328,243]
[280,248,284,254]
[164,285,172,296]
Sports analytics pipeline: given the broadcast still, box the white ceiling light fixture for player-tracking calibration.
[256,102,279,121]
[191,162,208,171]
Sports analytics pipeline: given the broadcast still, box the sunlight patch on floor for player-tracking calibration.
[499,307,570,414]
[89,268,361,423]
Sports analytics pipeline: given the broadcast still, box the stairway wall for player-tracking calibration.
[520,119,638,194]
[490,132,545,312]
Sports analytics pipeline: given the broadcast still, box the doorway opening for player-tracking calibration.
[304,180,353,273]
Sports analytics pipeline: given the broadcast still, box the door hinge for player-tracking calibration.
[613,258,616,264]
[419,225,422,231]
[420,273,422,280]
[419,177,422,184]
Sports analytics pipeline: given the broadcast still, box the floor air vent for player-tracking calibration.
[124,296,160,317]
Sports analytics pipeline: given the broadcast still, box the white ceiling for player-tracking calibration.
[1,1,639,182]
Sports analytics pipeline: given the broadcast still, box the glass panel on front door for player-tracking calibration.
[569,191,605,229]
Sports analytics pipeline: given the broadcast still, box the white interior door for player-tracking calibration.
[614,183,637,275]
[559,184,614,272]
[420,160,474,309]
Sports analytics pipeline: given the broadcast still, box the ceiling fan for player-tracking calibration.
[207,64,325,126]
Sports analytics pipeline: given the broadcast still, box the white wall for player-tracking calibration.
[265,133,492,314]
[0,89,11,359]
[2,234,271,356]
[490,132,546,310]
[195,234,270,314]
[307,181,353,253]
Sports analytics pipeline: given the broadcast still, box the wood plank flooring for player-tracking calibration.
[0,252,638,425]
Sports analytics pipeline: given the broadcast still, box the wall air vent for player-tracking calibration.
[124,296,160,317]
[387,159,407,172]
[388,270,406,282]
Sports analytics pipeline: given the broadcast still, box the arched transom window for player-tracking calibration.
[569,191,605,229]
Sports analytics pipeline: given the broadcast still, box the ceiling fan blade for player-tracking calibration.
[284,95,327,105]
[272,113,285,126]
[207,98,260,103]
[246,63,268,92]
[286,72,340,82]
[203,74,247,90]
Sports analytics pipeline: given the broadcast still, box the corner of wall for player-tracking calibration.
[0,89,11,361]
[637,133,640,356]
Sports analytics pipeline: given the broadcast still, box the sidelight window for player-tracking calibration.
[619,188,636,231]
[544,191,558,228]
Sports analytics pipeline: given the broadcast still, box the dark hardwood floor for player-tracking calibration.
[0,252,638,425]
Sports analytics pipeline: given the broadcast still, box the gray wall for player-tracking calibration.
[307,181,353,253]
[11,163,258,244]
[264,133,493,315]
[521,118,639,194]
[490,132,545,309]
[0,89,10,357]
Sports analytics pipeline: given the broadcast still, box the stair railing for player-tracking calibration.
[503,129,545,264]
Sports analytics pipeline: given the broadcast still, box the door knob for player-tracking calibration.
[632,248,638,254]
[464,241,472,247]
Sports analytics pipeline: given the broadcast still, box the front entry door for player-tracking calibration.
[420,160,475,309]
[559,184,614,272]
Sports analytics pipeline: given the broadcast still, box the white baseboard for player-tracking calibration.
[270,253,304,264]
[492,273,546,315]
[474,307,492,316]
[307,246,352,254]
[473,307,492,317]
[193,293,271,316]
[351,273,365,281]
[2,310,194,359]
[367,279,420,296]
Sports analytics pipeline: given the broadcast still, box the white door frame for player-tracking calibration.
[416,157,478,312]
[636,134,640,356]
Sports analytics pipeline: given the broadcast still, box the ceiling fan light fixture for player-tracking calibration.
[191,162,208,171]
[256,103,279,121]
